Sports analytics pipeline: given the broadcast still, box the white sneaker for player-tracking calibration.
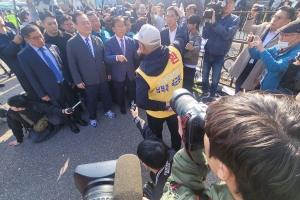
[105,110,116,118]
[90,119,97,128]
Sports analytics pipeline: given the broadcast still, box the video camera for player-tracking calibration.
[204,0,227,19]
[170,88,207,151]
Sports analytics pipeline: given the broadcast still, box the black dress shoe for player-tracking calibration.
[70,124,80,133]
[120,107,126,114]
[75,119,88,126]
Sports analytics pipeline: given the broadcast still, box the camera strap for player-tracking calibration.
[181,115,200,167]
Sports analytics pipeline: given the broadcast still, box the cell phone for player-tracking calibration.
[255,5,264,12]
[130,100,136,111]
[189,41,194,45]
[67,101,81,113]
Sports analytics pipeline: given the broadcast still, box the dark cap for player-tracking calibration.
[278,20,300,34]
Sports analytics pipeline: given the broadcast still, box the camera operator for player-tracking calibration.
[248,20,300,92]
[130,107,175,200]
[160,92,300,200]
[201,0,240,102]
[277,52,300,95]
[229,6,295,93]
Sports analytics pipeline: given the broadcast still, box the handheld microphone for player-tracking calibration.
[113,154,143,200]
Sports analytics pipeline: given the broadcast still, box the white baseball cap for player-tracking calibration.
[133,24,161,46]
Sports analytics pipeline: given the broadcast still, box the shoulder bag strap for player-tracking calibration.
[19,113,35,126]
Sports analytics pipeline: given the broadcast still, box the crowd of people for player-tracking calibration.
[0,0,300,199]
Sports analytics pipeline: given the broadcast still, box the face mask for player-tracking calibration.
[278,35,298,49]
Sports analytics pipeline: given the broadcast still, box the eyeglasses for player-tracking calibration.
[28,35,43,41]
[272,15,288,20]
[279,33,299,39]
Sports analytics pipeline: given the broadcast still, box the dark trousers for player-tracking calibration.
[85,81,111,120]
[147,113,181,152]
[52,81,81,121]
[183,67,196,93]
[235,62,255,94]
[113,74,136,108]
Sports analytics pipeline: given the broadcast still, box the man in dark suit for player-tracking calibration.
[104,16,140,114]
[160,6,180,46]
[67,11,115,128]
[18,24,88,133]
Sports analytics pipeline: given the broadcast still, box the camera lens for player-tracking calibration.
[170,88,199,116]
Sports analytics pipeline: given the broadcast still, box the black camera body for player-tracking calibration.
[170,89,207,151]
[204,0,227,19]
[74,160,117,199]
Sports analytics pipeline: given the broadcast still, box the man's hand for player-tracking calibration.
[174,7,184,18]
[41,95,51,101]
[185,43,194,51]
[130,107,139,118]
[250,4,259,18]
[211,9,216,24]
[58,2,69,11]
[9,140,20,147]
[137,48,141,56]
[63,108,73,114]
[165,102,173,112]
[13,35,22,44]
[117,55,128,62]
[151,6,156,14]
[108,75,111,81]
[77,82,85,89]
[251,35,264,52]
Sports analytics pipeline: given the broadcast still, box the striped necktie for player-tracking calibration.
[85,38,93,56]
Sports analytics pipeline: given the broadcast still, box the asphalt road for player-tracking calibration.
[0,74,219,200]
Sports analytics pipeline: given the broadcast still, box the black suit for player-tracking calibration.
[17,43,81,121]
[160,28,171,46]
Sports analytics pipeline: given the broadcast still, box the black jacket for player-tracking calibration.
[279,60,300,94]
[135,116,175,200]
[136,17,188,111]
[7,102,63,143]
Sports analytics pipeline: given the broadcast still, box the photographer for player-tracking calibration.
[7,94,78,146]
[248,20,300,92]
[160,92,300,199]
[201,0,240,102]
[130,107,175,200]
[277,52,300,95]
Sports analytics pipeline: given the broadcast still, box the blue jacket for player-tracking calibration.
[91,29,111,43]
[202,13,240,56]
[249,43,300,91]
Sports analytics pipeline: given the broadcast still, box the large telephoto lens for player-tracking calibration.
[170,88,199,116]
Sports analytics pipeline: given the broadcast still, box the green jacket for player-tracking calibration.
[160,148,234,200]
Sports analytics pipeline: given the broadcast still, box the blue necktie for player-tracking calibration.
[39,48,64,83]
[85,38,93,56]
[120,38,125,55]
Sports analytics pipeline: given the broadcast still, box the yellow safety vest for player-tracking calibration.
[136,46,183,118]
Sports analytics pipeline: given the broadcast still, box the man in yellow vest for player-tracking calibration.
[133,6,187,151]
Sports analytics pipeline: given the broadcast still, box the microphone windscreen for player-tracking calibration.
[113,154,143,200]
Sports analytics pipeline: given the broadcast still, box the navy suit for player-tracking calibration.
[160,28,171,46]
[18,43,81,120]
[104,35,139,108]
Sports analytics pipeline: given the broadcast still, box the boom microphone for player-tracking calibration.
[113,154,143,200]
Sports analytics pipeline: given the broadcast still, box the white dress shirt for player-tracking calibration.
[169,27,177,44]
[115,36,126,61]
[79,34,95,57]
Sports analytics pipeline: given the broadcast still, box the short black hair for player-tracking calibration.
[19,10,30,23]
[21,24,40,38]
[137,139,168,170]
[59,14,72,26]
[112,16,124,27]
[188,14,201,30]
[157,3,164,9]
[279,6,296,19]
[29,21,45,33]
[86,11,97,17]
[7,94,29,108]
[135,17,148,32]
[38,10,56,22]
[166,6,179,17]
[72,11,86,24]
[186,4,197,13]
